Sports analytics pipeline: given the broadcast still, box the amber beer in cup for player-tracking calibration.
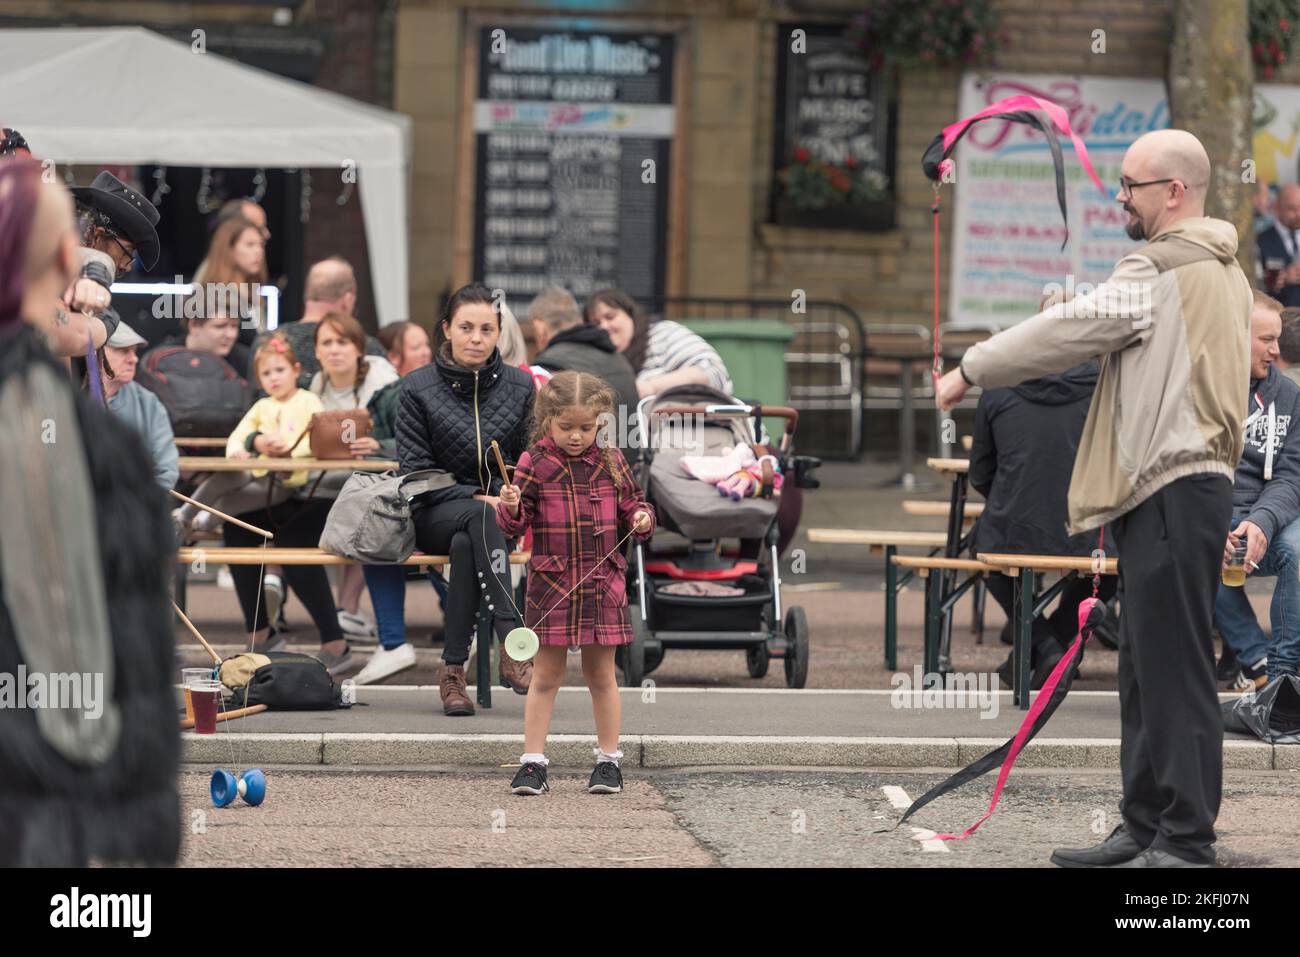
[1222,543,1247,587]
[190,678,222,734]
[181,668,211,722]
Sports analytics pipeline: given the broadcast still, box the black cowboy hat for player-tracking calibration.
[70,171,160,270]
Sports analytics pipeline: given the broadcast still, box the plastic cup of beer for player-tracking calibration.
[1266,258,1286,291]
[1222,543,1247,588]
[190,678,222,734]
[181,668,211,722]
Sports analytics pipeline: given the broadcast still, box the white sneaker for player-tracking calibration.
[352,642,417,685]
[217,567,235,591]
[337,609,377,638]
[263,573,284,624]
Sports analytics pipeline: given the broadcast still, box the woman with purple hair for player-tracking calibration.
[0,158,180,866]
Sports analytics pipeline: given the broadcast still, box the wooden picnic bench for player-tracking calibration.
[807,528,949,670]
[977,553,1120,707]
[174,547,530,709]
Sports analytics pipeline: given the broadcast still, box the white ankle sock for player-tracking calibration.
[595,747,622,767]
[521,753,548,766]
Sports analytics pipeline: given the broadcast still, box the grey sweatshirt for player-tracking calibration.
[1234,363,1300,542]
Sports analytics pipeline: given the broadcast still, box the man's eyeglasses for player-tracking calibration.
[1118,177,1176,197]
[105,232,136,273]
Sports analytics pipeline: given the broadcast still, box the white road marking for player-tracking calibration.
[880,785,949,853]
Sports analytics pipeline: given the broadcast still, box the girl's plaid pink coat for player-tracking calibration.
[496,437,654,647]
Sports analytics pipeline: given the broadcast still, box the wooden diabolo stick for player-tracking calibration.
[169,489,274,539]
[489,439,511,485]
[172,600,222,665]
[180,703,267,730]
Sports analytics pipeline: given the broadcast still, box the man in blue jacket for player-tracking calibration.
[1215,291,1300,691]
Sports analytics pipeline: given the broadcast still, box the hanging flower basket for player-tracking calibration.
[774,147,895,231]
[847,0,1006,69]
[1252,0,1300,78]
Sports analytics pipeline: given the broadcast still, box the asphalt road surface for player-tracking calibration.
[177,766,1299,868]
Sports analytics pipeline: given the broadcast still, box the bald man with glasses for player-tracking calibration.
[937,129,1252,868]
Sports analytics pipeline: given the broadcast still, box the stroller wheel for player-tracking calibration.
[619,604,649,688]
[644,641,664,675]
[783,607,809,689]
[746,644,770,679]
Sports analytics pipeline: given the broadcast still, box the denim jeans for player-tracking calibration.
[1214,515,1300,678]
[362,564,444,651]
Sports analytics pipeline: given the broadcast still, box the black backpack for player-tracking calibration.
[136,346,252,438]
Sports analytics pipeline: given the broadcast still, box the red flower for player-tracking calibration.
[844,155,858,168]
[1283,18,1291,33]
[793,147,811,164]
[1265,64,1276,78]
[1255,41,1266,57]
[829,171,851,192]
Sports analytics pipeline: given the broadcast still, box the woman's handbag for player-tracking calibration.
[318,468,456,563]
[290,408,374,461]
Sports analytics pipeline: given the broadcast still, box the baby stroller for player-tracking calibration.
[617,385,821,687]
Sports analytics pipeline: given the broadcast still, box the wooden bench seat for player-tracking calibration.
[891,555,998,577]
[176,547,531,567]
[926,457,970,477]
[807,528,948,554]
[977,552,1119,576]
[902,500,983,520]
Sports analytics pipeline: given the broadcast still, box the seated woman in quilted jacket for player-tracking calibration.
[394,283,536,715]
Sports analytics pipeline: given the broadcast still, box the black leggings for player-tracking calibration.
[222,497,343,644]
[412,496,521,664]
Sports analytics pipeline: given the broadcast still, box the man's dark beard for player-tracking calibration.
[1124,206,1145,240]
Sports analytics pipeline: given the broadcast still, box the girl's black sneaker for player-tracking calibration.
[587,761,623,794]
[511,762,549,795]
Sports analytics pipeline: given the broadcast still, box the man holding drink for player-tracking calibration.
[1214,292,1300,693]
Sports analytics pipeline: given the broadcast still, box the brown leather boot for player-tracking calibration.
[439,663,474,716]
[499,646,533,695]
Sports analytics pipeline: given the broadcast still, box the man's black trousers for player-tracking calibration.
[1109,474,1232,864]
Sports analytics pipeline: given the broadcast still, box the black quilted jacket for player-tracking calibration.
[395,344,536,509]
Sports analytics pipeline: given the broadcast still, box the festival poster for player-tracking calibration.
[1254,83,1300,187]
[949,73,1167,328]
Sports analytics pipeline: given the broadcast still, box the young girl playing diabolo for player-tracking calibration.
[496,370,654,795]
[173,331,323,532]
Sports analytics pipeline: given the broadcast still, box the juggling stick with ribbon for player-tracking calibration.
[920,94,1110,385]
[884,596,1108,841]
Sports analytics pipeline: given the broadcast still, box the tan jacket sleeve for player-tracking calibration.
[960,255,1160,390]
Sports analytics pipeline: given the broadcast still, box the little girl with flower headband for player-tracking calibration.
[174,331,324,532]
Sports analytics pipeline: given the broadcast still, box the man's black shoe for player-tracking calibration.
[1050,824,1145,868]
[1113,848,1211,868]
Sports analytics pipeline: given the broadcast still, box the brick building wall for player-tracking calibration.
[749,0,1177,330]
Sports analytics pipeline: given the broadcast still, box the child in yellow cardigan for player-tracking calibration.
[174,333,323,532]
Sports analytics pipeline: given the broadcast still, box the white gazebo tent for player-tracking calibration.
[1,26,411,326]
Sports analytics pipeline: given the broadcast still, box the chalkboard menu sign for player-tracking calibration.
[773,23,891,175]
[473,27,675,309]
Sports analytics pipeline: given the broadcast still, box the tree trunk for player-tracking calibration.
[1168,0,1254,276]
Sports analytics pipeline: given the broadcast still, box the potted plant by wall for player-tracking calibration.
[774,147,894,230]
